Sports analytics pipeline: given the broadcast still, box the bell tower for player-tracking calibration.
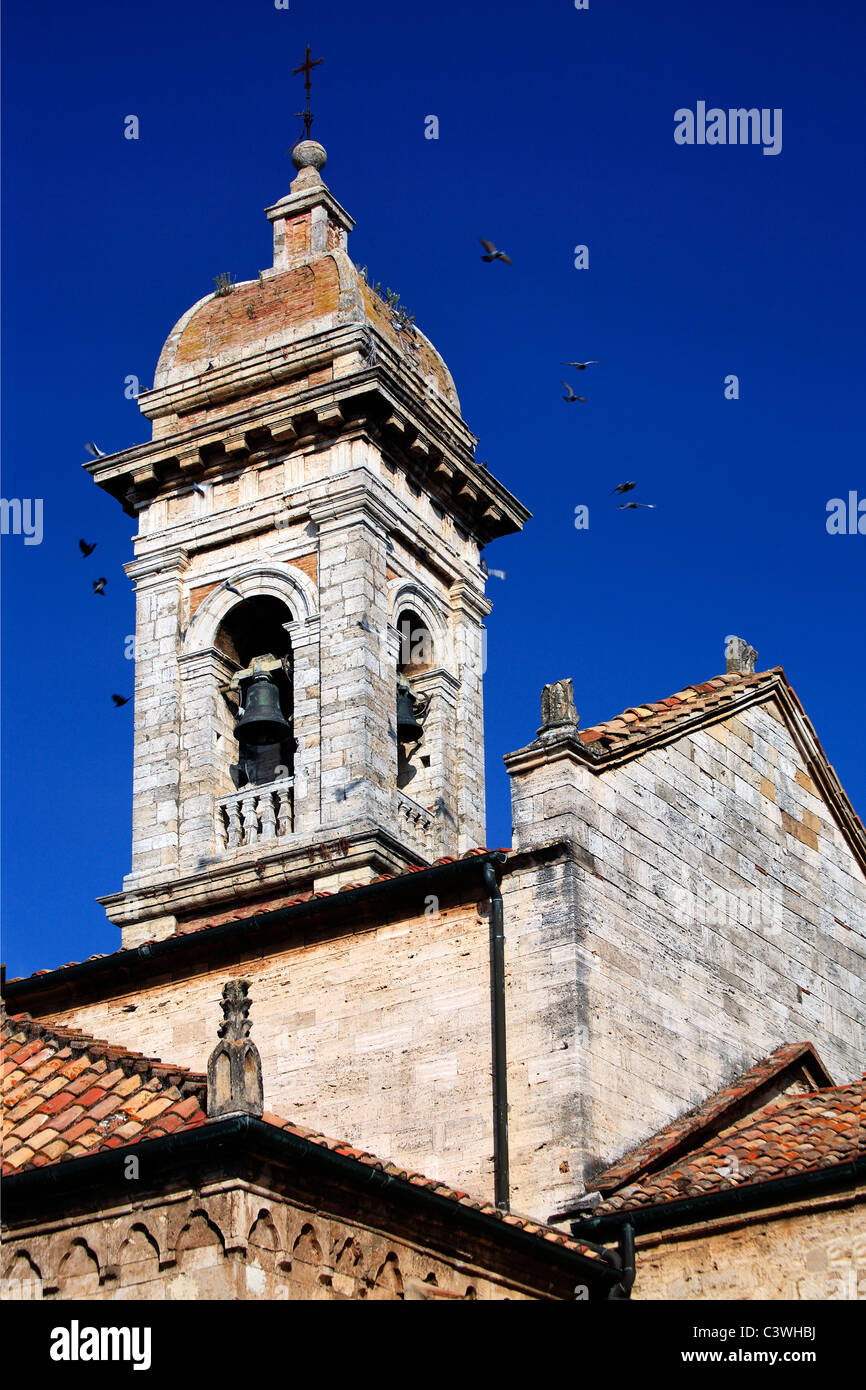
[87,138,529,948]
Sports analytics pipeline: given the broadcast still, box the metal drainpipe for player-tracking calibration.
[483,860,509,1211]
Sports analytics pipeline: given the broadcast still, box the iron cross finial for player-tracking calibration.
[292,44,324,142]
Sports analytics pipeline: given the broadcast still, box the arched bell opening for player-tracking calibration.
[395,608,432,792]
[214,597,295,792]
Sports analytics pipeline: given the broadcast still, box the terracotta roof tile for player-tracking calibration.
[577,668,779,755]
[2,1014,603,1267]
[593,1078,865,1214]
[587,1042,832,1196]
[2,1014,207,1174]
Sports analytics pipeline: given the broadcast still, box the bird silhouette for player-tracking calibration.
[192,483,210,498]
[479,239,512,265]
[480,559,507,581]
[111,694,130,707]
[223,580,244,598]
[78,538,97,557]
[619,503,656,510]
[84,442,106,458]
[92,577,107,595]
[611,482,637,495]
[562,361,600,370]
[561,382,587,403]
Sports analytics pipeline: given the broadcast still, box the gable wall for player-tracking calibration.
[506,699,866,1218]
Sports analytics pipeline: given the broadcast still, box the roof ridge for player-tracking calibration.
[579,666,781,746]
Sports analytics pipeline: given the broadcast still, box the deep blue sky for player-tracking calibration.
[2,0,864,979]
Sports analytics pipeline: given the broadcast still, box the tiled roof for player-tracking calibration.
[1,1013,605,1264]
[1,1013,207,1174]
[5,847,510,985]
[586,1042,833,1197]
[578,668,780,756]
[256,1111,607,1261]
[592,1078,865,1215]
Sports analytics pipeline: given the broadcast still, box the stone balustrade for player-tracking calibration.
[217,779,294,850]
[395,789,434,856]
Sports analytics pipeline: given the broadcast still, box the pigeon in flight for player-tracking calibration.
[561,382,587,403]
[619,502,656,510]
[192,482,210,498]
[562,361,600,370]
[84,442,106,458]
[111,694,131,707]
[78,538,97,557]
[479,239,512,265]
[92,577,107,595]
[611,482,637,495]
[223,580,244,598]
[480,559,507,581]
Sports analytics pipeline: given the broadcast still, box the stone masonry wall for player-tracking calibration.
[506,699,866,1219]
[631,1195,865,1300]
[1,1181,542,1302]
[36,901,499,1204]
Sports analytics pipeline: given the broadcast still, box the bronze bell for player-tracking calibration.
[396,682,424,743]
[234,674,292,747]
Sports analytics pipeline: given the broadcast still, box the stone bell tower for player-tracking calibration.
[87,139,529,948]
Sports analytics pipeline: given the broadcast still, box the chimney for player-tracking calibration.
[207,980,264,1119]
[725,635,758,675]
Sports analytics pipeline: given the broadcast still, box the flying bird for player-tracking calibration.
[480,559,507,581]
[562,361,600,370]
[619,502,656,510]
[223,580,244,598]
[611,482,637,495]
[92,577,107,595]
[192,482,210,498]
[78,538,97,557]
[561,382,587,403]
[84,442,106,458]
[479,239,512,265]
[111,694,130,707]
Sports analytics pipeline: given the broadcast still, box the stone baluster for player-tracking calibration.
[277,787,292,836]
[260,790,277,841]
[241,793,259,845]
[224,798,242,849]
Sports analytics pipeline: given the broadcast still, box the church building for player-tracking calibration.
[2,134,864,1301]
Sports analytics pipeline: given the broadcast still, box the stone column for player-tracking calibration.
[405,667,461,858]
[123,547,189,885]
[450,580,491,852]
[310,465,398,833]
[283,613,321,835]
[177,647,238,869]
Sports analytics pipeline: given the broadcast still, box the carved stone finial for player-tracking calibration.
[207,980,263,1119]
[539,678,580,736]
[725,635,758,675]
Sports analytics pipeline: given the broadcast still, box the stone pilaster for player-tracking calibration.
[123,547,189,885]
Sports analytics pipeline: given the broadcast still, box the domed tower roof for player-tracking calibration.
[152,141,460,414]
[89,140,529,548]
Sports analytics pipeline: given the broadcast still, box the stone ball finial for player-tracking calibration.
[291,140,327,172]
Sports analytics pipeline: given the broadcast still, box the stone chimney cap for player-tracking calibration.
[538,678,580,737]
[725,635,758,675]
